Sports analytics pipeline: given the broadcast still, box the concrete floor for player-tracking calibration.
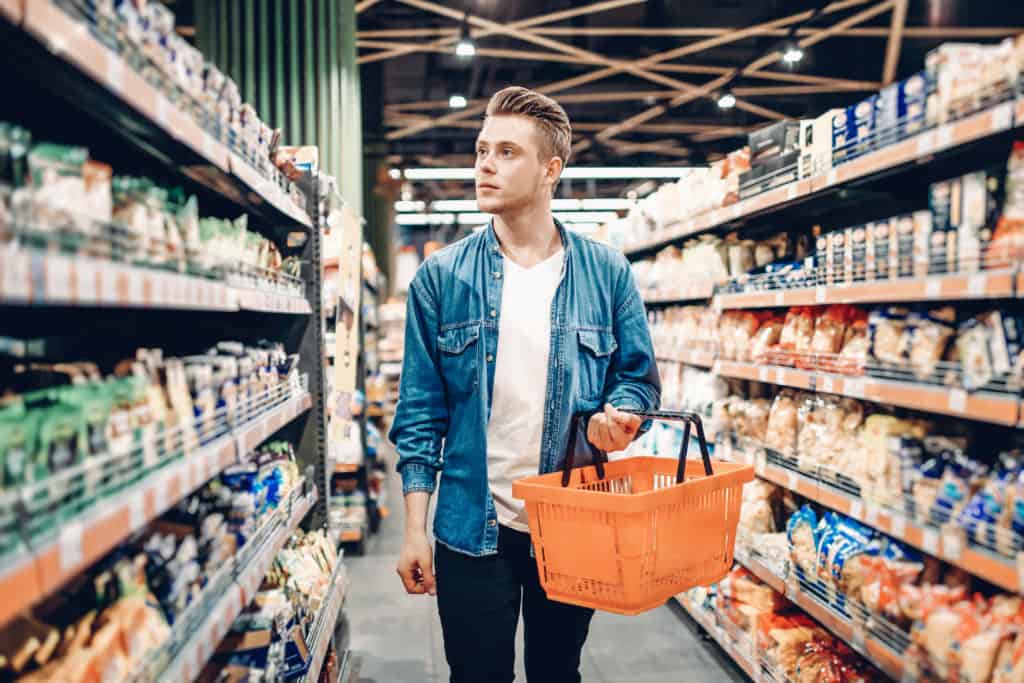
[337,467,747,683]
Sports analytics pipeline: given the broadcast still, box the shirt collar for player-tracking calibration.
[485,218,571,259]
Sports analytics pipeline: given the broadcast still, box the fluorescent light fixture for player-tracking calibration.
[554,211,619,223]
[431,199,479,211]
[394,200,426,212]
[403,167,692,181]
[387,167,402,180]
[449,94,468,109]
[455,39,476,58]
[568,223,601,234]
[782,45,804,65]
[396,198,635,213]
[717,91,737,109]
[395,213,456,226]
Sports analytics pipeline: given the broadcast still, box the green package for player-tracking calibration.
[0,400,32,491]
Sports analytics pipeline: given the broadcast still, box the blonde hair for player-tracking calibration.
[485,86,572,165]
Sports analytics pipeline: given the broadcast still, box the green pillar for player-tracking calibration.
[193,0,363,203]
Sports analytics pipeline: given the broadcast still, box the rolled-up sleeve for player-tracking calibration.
[388,268,447,495]
[605,255,661,416]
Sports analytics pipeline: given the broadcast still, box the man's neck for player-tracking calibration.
[492,201,562,268]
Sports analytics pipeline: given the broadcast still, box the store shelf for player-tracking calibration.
[0,389,312,629]
[15,1,310,229]
[730,440,1022,594]
[656,349,715,369]
[732,546,905,681]
[158,486,317,683]
[641,279,717,304]
[301,557,349,683]
[674,595,759,680]
[716,267,1018,309]
[625,99,1022,260]
[714,359,1020,426]
[0,247,311,314]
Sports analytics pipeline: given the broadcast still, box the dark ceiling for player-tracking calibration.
[358,0,1024,168]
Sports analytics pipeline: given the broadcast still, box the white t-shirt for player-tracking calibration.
[487,248,564,532]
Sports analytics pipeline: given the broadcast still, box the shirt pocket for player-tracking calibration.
[438,322,482,399]
[576,328,618,401]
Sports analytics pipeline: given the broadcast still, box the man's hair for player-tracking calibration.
[485,86,572,166]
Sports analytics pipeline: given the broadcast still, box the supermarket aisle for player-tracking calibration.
[341,454,744,683]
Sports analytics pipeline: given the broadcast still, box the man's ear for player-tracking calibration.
[545,156,564,189]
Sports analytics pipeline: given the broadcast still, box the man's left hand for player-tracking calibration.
[587,403,642,453]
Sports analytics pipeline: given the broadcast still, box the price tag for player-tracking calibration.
[774,291,785,306]
[916,130,935,156]
[76,258,98,303]
[891,514,907,538]
[45,254,72,302]
[710,210,720,225]
[815,286,826,304]
[785,572,800,601]
[967,274,987,297]
[127,269,144,305]
[786,470,798,490]
[141,428,158,468]
[943,526,965,561]
[202,132,215,160]
[155,94,171,127]
[775,368,786,385]
[923,528,939,555]
[787,184,798,201]
[759,367,769,383]
[851,623,867,651]
[902,653,921,683]
[1,246,30,301]
[129,492,146,532]
[1016,552,1024,590]
[755,451,767,477]
[849,500,863,519]
[59,521,84,572]
[865,502,879,525]
[947,388,968,414]
[106,54,126,93]
[992,102,1014,132]
[153,476,168,515]
[936,125,953,150]
[845,378,864,399]
[820,376,834,394]
[732,204,742,219]
[826,170,838,187]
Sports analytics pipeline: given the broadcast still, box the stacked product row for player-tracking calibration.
[612,35,1024,252]
[0,441,303,682]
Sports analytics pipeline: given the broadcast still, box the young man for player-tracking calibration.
[389,86,661,682]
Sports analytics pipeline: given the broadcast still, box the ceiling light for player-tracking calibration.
[455,11,475,59]
[782,44,804,65]
[402,167,694,181]
[717,91,737,110]
[388,167,402,180]
[394,200,426,212]
[449,94,468,109]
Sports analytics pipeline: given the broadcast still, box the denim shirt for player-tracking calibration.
[388,221,661,557]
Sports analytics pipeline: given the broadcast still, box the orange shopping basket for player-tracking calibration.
[512,409,754,615]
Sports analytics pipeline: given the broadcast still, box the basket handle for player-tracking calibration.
[560,408,713,487]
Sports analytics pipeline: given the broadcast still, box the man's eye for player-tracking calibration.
[477,148,486,156]
[502,148,514,157]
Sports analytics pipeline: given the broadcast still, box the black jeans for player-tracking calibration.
[435,525,595,683]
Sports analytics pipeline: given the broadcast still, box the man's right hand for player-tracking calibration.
[397,531,436,595]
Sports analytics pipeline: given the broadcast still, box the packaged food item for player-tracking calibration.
[839,310,870,373]
[28,142,88,233]
[907,307,957,380]
[870,306,910,365]
[765,390,800,455]
[787,505,819,579]
[809,305,851,357]
[958,316,996,391]
[750,316,784,362]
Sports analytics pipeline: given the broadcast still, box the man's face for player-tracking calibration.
[474,115,558,214]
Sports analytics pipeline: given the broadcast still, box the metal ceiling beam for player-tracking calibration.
[358,0,645,65]
[361,39,880,91]
[399,0,792,123]
[385,0,874,142]
[521,26,1024,38]
[358,26,1024,40]
[883,0,909,85]
[355,0,382,14]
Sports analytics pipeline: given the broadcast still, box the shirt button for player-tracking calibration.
[490,309,497,318]
[488,520,497,527]
[487,354,494,362]
[494,271,502,279]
